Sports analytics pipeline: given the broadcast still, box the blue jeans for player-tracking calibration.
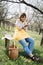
[19,38,34,55]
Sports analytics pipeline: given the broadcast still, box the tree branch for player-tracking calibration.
[23,1,43,14]
[0,0,22,3]
[0,0,43,14]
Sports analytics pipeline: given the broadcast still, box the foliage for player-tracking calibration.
[0,28,43,65]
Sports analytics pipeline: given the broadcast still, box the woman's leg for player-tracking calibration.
[25,37,34,52]
[19,39,39,61]
[19,39,33,56]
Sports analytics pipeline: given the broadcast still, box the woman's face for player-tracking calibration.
[21,16,26,22]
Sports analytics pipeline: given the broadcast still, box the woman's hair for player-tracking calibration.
[19,13,26,21]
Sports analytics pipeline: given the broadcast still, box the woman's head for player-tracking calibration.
[19,13,26,22]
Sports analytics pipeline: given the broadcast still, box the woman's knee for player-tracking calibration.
[30,38,34,44]
[28,38,34,44]
[32,38,34,43]
[26,37,34,44]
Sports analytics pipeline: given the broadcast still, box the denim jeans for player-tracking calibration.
[19,38,34,55]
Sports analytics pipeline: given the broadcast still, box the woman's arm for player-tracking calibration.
[23,21,28,31]
[15,20,28,31]
[15,20,24,30]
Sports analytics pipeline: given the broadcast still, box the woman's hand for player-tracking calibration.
[24,25,28,27]
[22,21,28,31]
[22,25,28,31]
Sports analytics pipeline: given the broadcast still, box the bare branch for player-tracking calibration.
[0,0,43,14]
[23,1,43,14]
[0,0,22,3]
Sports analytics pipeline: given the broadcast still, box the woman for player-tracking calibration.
[13,13,39,61]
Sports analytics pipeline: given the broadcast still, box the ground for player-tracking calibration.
[0,27,43,65]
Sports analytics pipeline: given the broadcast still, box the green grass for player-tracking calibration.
[0,27,43,65]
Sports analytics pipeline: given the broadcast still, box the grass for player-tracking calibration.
[0,27,43,65]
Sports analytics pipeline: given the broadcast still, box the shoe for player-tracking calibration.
[29,55,43,63]
[30,55,39,61]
